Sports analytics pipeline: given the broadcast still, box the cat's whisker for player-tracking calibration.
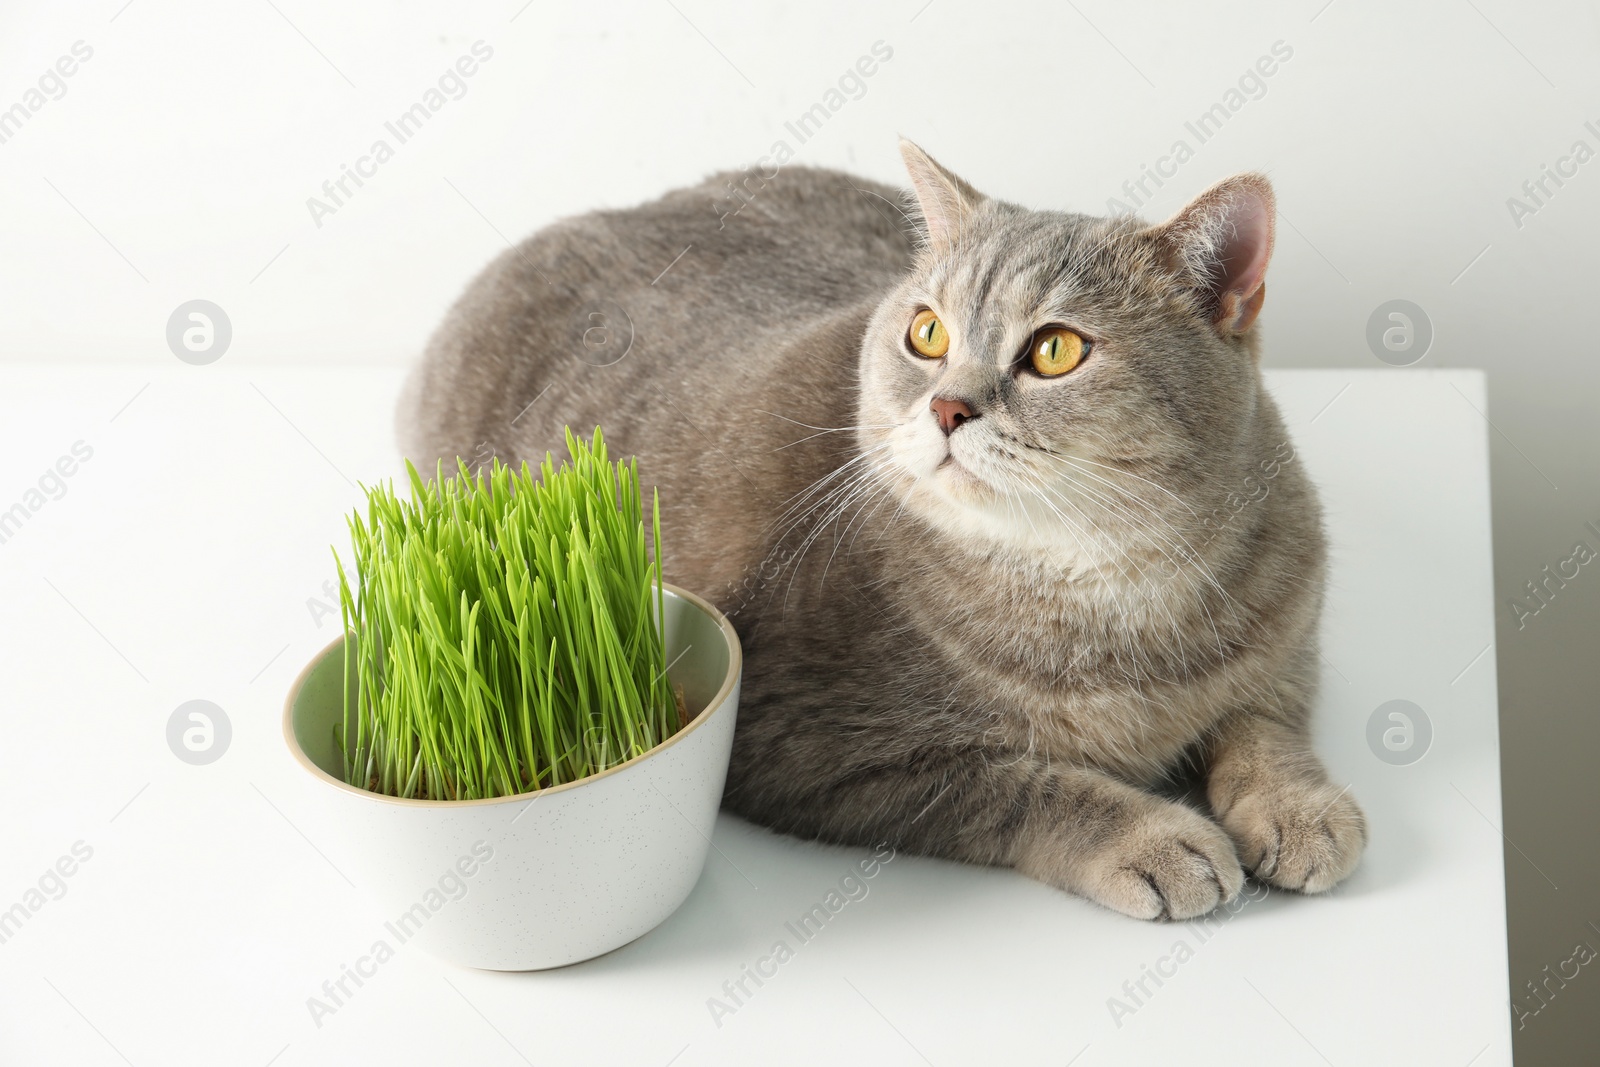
[1031,450,1236,613]
[1000,465,1141,586]
[1005,462,1155,584]
[1047,460,1209,574]
[782,460,893,613]
[1046,454,1190,527]
[823,475,898,583]
[1041,449,1198,516]
[1042,466,1230,660]
[772,450,892,544]
[767,423,899,452]
[768,443,891,555]
[1012,466,1163,736]
[754,409,846,432]
[764,443,892,540]
[995,452,1187,648]
[1007,462,1218,671]
[842,471,901,551]
[756,409,899,434]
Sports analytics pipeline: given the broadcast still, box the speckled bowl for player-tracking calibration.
[282,584,741,970]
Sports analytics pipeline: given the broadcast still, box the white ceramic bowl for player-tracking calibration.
[283,583,741,970]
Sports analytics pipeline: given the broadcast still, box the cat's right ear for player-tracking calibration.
[899,139,985,251]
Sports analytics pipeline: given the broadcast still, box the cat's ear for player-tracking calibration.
[1150,174,1275,334]
[899,139,986,250]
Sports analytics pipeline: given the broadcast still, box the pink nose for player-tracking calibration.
[930,396,975,435]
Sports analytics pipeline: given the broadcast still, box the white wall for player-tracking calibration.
[2,1,1596,1060]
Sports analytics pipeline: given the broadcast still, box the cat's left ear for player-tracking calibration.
[899,139,986,251]
[1150,174,1275,335]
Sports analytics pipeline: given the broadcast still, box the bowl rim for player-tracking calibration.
[281,581,741,809]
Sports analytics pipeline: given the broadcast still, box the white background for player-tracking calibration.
[0,1,1596,1063]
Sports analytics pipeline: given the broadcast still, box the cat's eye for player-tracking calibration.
[907,309,949,359]
[1029,327,1087,377]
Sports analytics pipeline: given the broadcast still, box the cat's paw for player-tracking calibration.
[1219,783,1366,893]
[1071,802,1245,921]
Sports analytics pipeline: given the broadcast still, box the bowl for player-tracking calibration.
[282,583,741,970]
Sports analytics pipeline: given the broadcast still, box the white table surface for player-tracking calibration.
[0,365,1510,1066]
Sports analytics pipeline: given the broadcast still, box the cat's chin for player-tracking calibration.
[911,492,1095,569]
[897,470,1128,573]
[902,467,1069,560]
[934,453,991,497]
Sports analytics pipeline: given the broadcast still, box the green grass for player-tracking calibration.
[333,427,680,801]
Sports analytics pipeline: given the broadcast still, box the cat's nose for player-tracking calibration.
[930,396,976,435]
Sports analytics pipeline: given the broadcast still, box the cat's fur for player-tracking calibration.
[399,142,1366,920]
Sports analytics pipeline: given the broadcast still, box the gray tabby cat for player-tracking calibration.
[399,141,1366,920]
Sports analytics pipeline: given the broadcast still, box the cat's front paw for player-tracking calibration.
[1069,802,1246,921]
[1219,783,1366,893]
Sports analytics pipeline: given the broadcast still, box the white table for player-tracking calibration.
[0,366,1510,1066]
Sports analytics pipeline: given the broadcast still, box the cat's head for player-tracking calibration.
[858,139,1277,572]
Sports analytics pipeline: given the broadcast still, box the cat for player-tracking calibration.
[398,140,1366,920]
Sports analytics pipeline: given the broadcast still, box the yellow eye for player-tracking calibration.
[1030,327,1086,377]
[908,309,949,359]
